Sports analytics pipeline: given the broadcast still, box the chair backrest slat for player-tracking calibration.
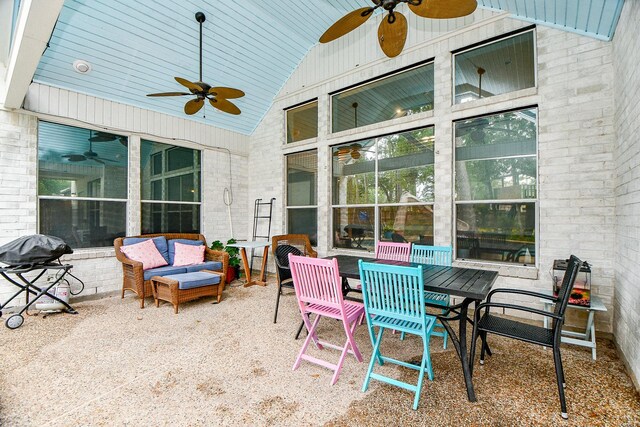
[359,261,426,325]
[410,244,452,266]
[375,241,411,262]
[554,255,584,318]
[289,254,343,309]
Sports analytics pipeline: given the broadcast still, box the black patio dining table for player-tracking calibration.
[326,254,499,402]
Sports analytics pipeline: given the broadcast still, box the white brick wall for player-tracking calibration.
[613,0,640,389]
[248,13,617,333]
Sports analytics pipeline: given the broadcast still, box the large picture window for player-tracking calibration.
[141,140,201,234]
[286,150,318,245]
[286,101,318,143]
[454,107,537,264]
[454,30,535,104]
[331,62,434,133]
[332,127,435,251]
[37,121,128,248]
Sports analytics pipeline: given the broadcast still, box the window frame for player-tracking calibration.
[284,99,318,144]
[452,106,540,266]
[141,140,202,234]
[330,125,436,251]
[452,27,537,105]
[329,59,435,134]
[285,149,318,245]
[36,120,129,249]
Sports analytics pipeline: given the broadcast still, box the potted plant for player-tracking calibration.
[210,238,241,283]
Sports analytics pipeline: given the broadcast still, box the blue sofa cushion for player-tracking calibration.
[185,261,223,273]
[144,265,187,281]
[163,272,221,290]
[123,236,170,264]
[168,239,204,265]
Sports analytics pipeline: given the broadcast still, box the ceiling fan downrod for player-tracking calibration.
[195,12,206,83]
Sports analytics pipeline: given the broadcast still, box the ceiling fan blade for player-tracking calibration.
[96,157,117,163]
[209,98,241,115]
[175,77,203,93]
[146,92,192,97]
[89,135,114,142]
[209,87,245,99]
[409,0,477,19]
[62,154,86,162]
[319,7,375,43]
[378,12,408,58]
[91,158,106,165]
[184,98,204,115]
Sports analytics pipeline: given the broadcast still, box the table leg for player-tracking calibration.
[585,310,596,360]
[240,247,267,287]
[458,301,476,402]
[259,246,269,283]
[437,299,477,402]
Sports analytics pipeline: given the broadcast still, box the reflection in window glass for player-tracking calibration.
[456,203,536,264]
[332,127,434,250]
[167,147,196,171]
[37,121,128,248]
[454,31,535,104]
[141,140,201,233]
[286,150,317,245]
[39,199,126,249]
[286,101,318,143]
[141,203,200,234]
[454,108,537,264]
[379,205,433,245]
[332,63,434,133]
[332,207,375,251]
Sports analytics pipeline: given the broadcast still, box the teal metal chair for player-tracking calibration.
[409,244,452,349]
[358,260,436,410]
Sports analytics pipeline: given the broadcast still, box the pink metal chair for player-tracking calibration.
[375,241,411,262]
[288,254,365,385]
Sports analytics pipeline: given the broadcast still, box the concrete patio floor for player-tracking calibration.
[0,283,638,426]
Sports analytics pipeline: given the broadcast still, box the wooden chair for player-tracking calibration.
[289,254,364,385]
[470,255,583,420]
[358,260,436,410]
[375,241,411,262]
[271,234,317,324]
[409,244,453,348]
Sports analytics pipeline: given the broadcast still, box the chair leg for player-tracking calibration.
[293,314,322,371]
[469,323,479,377]
[294,319,305,340]
[273,282,283,324]
[553,346,568,419]
[479,331,488,364]
[363,327,384,392]
[413,337,430,410]
[331,318,362,385]
[441,309,449,349]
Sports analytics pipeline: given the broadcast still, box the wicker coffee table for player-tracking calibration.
[151,270,225,314]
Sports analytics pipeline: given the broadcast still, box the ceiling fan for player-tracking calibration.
[62,137,116,165]
[320,0,477,58]
[89,131,128,147]
[146,12,245,116]
[334,143,364,161]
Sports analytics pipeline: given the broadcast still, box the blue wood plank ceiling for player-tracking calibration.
[31,0,624,136]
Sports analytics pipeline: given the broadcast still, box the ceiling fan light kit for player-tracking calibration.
[146,12,245,116]
[320,0,477,58]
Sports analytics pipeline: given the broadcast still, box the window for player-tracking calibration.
[37,121,128,248]
[286,101,318,143]
[331,62,435,133]
[332,127,435,251]
[454,30,535,104]
[286,150,317,245]
[141,140,201,234]
[454,107,537,264]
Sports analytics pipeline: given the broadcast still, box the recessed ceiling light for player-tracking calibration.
[73,60,92,74]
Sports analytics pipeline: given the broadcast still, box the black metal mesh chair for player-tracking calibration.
[271,234,317,324]
[470,255,583,420]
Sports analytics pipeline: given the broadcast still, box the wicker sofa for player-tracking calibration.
[114,233,228,308]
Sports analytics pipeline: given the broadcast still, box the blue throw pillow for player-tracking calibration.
[123,236,169,264]
[168,239,204,265]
